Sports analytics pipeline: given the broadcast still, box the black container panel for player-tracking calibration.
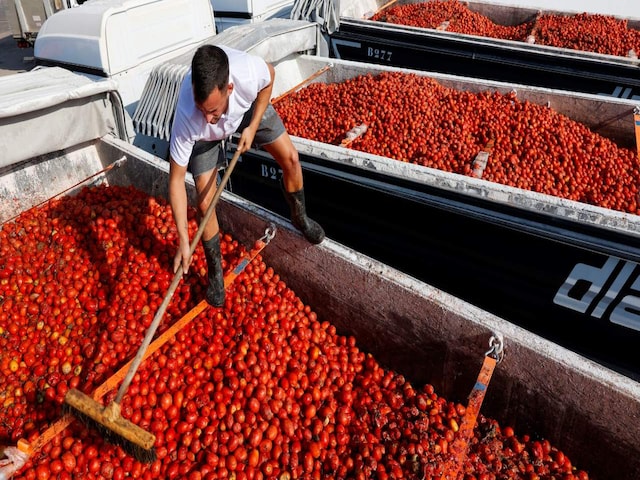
[330,22,640,100]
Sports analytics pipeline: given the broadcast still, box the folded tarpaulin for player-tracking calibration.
[0,67,122,168]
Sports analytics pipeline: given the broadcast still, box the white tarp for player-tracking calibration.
[0,67,121,168]
[0,67,118,119]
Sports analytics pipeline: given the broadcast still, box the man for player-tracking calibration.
[168,44,324,307]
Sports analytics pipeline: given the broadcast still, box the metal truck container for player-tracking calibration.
[1,64,640,480]
[331,0,640,99]
[235,56,640,381]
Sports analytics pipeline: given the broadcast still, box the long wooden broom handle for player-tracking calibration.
[113,148,241,405]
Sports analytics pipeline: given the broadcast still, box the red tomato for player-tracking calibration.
[35,464,50,480]
[82,445,97,460]
[60,451,76,472]
[248,448,260,468]
[173,390,184,409]
[49,459,64,475]
[88,457,101,474]
[309,441,321,459]
[160,392,173,410]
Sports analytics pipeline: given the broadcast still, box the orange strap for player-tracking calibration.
[271,65,332,105]
[634,109,640,160]
[225,239,266,287]
[17,234,270,456]
[440,355,497,480]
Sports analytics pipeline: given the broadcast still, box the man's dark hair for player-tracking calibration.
[191,45,229,104]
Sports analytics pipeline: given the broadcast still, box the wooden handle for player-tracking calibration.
[113,148,241,404]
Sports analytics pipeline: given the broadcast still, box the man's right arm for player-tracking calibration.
[168,157,192,275]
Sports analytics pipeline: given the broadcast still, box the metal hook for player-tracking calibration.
[485,333,504,363]
[260,223,277,244]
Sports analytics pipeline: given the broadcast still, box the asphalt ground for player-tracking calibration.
[0,0,36,77]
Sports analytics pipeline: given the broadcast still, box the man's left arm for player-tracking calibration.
[237,62,275,153]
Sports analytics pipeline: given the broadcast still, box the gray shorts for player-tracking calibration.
[188,102,286,177]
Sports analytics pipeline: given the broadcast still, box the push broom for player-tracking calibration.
[0,220,275,479]
[63,148,241,463]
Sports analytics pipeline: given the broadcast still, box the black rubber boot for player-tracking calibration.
[281,180,325,244]
[202,233,225,307]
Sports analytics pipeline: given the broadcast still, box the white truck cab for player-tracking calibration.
[211,0,294,32]
[4,0,295,48]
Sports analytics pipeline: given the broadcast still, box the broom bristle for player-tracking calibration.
[63,389,157,464]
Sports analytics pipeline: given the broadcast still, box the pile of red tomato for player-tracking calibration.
[370,0,532,41]
[274,70,640,215]
[370,0,640,57]
[535,13,640,57]
[1,185,590,479]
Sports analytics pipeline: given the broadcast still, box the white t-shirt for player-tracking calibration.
[169,46,271,167]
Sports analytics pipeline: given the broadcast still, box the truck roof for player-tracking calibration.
[34,0,215,76]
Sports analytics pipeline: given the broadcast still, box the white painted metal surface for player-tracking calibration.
[212,0,293,32]
[211,0,292,15]
[35,0,215,74]
[34,0,216,115]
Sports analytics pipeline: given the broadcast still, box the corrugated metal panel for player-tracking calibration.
[132,63,189,140]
